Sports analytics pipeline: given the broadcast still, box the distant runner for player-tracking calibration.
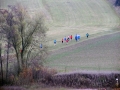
[40,44,42,48]
[86,33,89,38]
[68,36,70,40]
[77,35,80,40]
[54,40,56,46]
[70,35,72,40]
[62,38,63,43]
[75,34,78,42]
[67,36,70,41]
[66,39,68,44]
[64,36,66,41]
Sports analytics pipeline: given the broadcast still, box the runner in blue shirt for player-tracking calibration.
[40,44,42,48]
[86,33,89,38]
[75,34,78,42]
[54,40,56,45]
[64,36,66,41]
[77,35,80,40]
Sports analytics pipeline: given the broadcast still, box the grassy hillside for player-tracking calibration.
[46,32,120,72]
[0,0,120,48]
[43,0,120,45]
[42,0,120,50]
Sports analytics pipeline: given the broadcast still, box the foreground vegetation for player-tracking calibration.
[0,73,120,89]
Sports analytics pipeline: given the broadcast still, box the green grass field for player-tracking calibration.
[1,0,120,43]
[45,32,120,73]
[43,0,120,48]
[0,0,120,73]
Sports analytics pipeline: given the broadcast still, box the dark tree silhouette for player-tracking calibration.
[115,0,120,6]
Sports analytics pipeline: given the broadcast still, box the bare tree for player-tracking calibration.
[0,8,16,77]
[0,9,6,83]
[0,4,48,74]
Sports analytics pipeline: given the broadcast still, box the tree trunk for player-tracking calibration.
[21,50,25,69]
[0,44,3,85]
[17,54,21,74]
[15,49,21,75]
[6,40,10,80]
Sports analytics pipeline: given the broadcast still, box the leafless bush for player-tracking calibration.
[50,73,120,88]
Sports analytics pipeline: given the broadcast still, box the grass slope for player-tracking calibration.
[43,0,120,46]
[0,0,120,48]
[46,32,120,73]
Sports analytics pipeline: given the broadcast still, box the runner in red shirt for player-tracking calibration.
[70,35,72,40]
[66,39,68,44]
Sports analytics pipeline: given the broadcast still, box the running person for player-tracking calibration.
[54,40,56,45]
[64,36,66,41]
[70,35,72,40]
[40,44,42,48]
[78,35,80,40]
[75,34,78,42]
[62,38,63,43]
[86,33,89,38]
[66,39,68,44]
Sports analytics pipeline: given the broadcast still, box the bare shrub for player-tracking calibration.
[32,66,57,83]
[8,66,57,85]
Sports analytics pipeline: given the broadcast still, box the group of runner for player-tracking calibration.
[62,35,73,44]
[40,33,89,48]
[54,33,89,45]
